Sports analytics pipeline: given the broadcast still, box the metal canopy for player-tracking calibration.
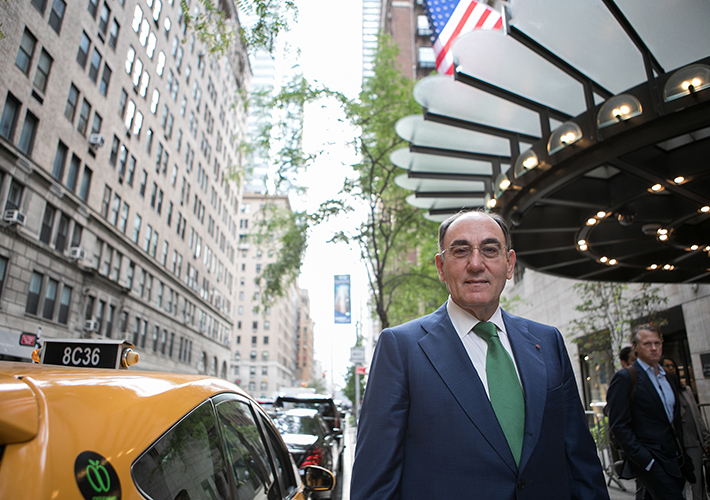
[395,0,710,283]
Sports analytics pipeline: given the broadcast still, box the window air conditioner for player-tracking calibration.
[69,247,86,260]
[89,134,105,147]
[3,209,26,226]
[84,319,99,332]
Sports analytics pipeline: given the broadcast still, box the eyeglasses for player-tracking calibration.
[440,244,508,261]
[662,363,675,369]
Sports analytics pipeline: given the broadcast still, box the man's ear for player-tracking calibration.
[435,253,446,282]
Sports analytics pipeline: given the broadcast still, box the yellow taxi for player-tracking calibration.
[0,338,334,500]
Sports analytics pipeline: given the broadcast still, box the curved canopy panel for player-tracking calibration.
[394,0,710,284]
[413,75,543,138]
[395,115,511,156]
[453,30,588,117]
[390,148,493,177]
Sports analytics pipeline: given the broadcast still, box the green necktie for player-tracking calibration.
[473,321,525,466]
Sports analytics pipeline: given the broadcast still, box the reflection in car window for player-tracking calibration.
[132,400,231,500]
[272,414,322,437]
[214,399,278,500]
[260,416,300,498]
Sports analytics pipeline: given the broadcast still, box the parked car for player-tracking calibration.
[273,394,343,444]
[0,338,334,500]
[270,409,342,498]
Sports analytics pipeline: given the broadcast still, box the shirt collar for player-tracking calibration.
[446,296,506,340]
[636,357,666,377]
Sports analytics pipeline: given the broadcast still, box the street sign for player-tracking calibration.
[350,346,365,364]
[356,366,366,375]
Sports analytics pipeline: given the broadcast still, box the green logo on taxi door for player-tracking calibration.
[75,451,121,500]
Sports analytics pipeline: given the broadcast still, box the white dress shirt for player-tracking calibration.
[446,297,523,399]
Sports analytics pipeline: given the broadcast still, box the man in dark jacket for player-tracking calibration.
[607,323,695,499]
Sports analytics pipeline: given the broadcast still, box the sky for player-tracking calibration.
[276,0,371,390]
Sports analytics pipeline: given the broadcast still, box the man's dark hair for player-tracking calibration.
[619,346,633,364]
[630,323,663,346]
[438,209,512,253]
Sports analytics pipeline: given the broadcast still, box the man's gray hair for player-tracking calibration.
[438,209,512,253]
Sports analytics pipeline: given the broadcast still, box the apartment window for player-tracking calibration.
[89,48,102,83]
[78,166,92,201]
[99,65,112,96]
[150,89,160,114]
[0,257,7,301]
[143,225,152,252]
[108,19,120,50]
[117,144,127,181]
[32,0,47,14]
[48,0,66,34]
[87,0,98,19]
[18,111,39,156]
[101,186,111,217]
[77,99,91,136]
[40,203,56,244]
[33,49,53,93]
[77,32,91,69]
[90,112,102,135]
[66,154,81,191]
[5,179,23,212]
[26,272,43,315]
[55,214,69,252]
[150,231,158,257]
[0,93,21,140]
[139,169,147,197]
[161,241,168,266]
[156,51,165,76]
[105,305,114,337]
[109,193,121,225]
[118,88,127,117]
[42,278,58,320]
[64,84,79,122]
[16,30,37,75]
[127,261,135,289]
[98,4,111,35]
[418,46,436,68]
[132,214,141,243]
[58,285,71,324]
[126,156,136,186]
[118,201,129,233]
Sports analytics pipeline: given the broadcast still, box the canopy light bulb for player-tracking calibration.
[587,218,597,226]
[649,264,658,270]
[651,184,663,192]
[608,259,617,265]
[600,256,608,263]
[658,234,668,241]
[596,211,606,218]
[673,176,685,184]
[701,206,710,213]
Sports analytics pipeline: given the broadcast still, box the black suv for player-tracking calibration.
[273,394,344,465]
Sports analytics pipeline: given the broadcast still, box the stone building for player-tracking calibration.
[0,0,250,375]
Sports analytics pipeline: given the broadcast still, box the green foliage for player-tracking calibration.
[569,282,667,370]
[343,364,365,407]
[329,32,445,329]
[181,0,297,56]
[251,201,310,308]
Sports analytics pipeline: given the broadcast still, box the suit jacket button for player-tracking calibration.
[517,481,525,490]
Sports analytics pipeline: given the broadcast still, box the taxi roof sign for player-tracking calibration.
[37,339,139,369]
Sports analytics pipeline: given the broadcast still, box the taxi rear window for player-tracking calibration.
[132,401,231,500]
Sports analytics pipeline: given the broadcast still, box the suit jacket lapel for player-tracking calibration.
[633,361,670,419]
[418,304,518,472]
[503,311,546,473]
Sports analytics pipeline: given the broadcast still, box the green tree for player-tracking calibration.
[328,32,448,329]
[343,364,365,408]
[569,282,667,371]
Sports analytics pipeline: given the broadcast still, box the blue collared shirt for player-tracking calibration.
[636,358,675,423]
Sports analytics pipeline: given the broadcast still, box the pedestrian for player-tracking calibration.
[620,346,637,369]
[661,355,710,500]
[350,210,609,500]
[606,324,695,500]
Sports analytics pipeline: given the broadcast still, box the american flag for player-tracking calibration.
[424,0,504,75]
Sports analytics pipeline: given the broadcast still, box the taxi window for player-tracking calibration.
[259,415,300,498]
[214,399,278,500]
[132,401,231,500]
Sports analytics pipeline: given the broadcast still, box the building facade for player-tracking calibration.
[0,0,249,375]
[230,192,310,398]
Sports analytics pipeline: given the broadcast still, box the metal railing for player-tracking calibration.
[586,410,627,491]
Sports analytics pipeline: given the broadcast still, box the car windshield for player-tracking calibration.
[272,414,321,436]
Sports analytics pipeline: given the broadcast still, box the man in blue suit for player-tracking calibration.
[350,210,609,500]
[606,324,695,499]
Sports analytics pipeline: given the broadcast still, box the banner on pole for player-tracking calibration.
[334,275,351,324]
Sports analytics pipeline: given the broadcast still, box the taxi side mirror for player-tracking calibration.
[303,465,335,494]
